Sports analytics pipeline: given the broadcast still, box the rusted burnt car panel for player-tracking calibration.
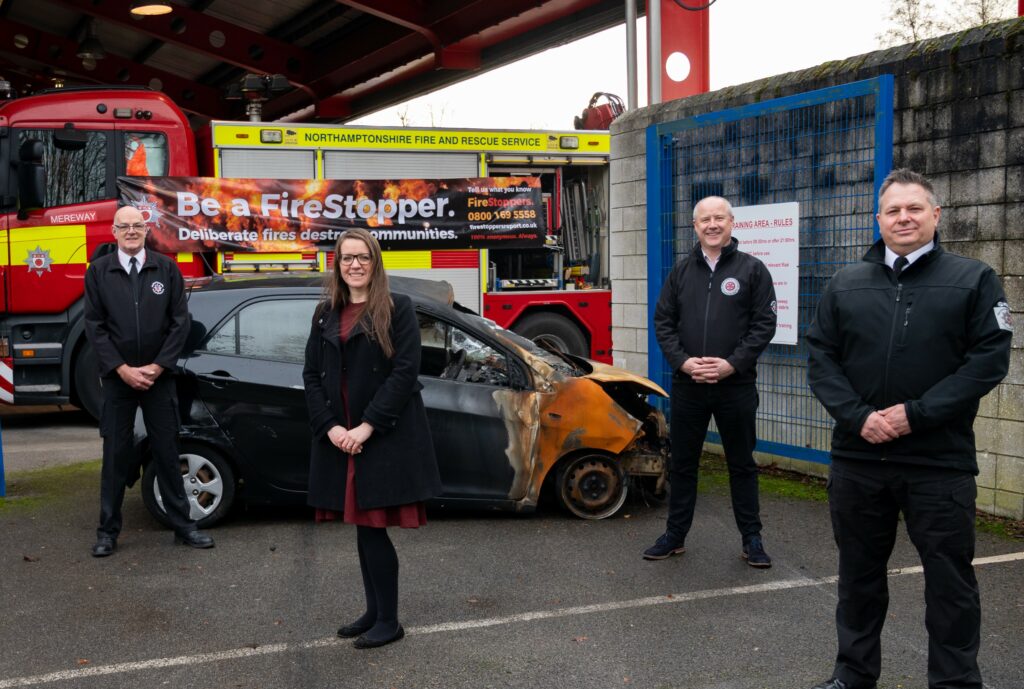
[413,313,669,520]
[139,274,668,527]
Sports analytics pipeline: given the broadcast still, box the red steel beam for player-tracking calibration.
[47,0,312,85]
[268,0,602,120]
[337,0,480,70]
[0,19,229,118]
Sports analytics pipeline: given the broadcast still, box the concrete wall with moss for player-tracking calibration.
[609,18,1024,518]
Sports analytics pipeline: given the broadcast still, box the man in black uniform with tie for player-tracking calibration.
[84,205,214,557]
[806,169,1012,689]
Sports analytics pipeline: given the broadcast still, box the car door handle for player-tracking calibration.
[197,370,238,388]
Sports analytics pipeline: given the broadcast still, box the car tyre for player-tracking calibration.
[556,453,628,520]
[141,445,236,529]
[513,312,589,358]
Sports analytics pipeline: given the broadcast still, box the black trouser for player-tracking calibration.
[665,380,762,543]
[828,458,981,689]
[97,375,195,538]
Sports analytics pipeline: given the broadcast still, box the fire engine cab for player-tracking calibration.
[0,87,612,419]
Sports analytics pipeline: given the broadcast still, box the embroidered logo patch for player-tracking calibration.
[24,246,53,277]
[770,299,778,314]
[151,281,165,295]
[721,277,740,296]
[993,301,1013,332]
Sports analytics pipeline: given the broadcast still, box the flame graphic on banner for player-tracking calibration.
[118,176,543,253]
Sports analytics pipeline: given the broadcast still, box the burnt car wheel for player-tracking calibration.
[557,453,628,520]
[141,447,236,528]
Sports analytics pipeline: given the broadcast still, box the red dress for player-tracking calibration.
[315,301,427,528]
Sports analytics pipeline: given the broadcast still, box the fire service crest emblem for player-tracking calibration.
[24,246,53,277]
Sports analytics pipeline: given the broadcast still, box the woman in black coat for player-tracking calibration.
[303,228,441,649]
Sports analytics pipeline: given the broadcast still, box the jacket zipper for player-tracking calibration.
[701,271,713,354]
[899,303,913,346]
[882,282,902,413]
[133,268,142,364]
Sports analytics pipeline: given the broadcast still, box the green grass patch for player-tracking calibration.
[697,453,827,502]
[975,512,1024,541]
[698,453,1024,541]
[0,460,101,514]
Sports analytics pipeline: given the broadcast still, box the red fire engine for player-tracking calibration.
[0,87,612,419]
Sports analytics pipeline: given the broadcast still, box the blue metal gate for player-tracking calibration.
[645,76,894,463]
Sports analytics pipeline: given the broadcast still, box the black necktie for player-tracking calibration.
[893,256,908,279]
[129,257,140,289]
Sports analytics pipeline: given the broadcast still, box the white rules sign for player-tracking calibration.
[731,202,799,346]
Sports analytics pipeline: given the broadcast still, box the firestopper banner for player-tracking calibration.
[117,176,545,252]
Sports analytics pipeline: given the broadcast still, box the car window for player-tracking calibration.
[204,298,317,364]
[418,313,509,387]
[17,128,107,206]
[124,132,169,176]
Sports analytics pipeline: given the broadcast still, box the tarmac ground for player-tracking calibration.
[1,408,1022,689]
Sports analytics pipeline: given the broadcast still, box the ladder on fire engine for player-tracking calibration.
[561,179,588,265]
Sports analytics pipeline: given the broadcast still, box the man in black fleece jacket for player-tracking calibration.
[646,195,777,567]
[805,169,1012,689]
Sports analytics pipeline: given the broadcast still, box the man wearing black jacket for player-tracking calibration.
[84,205,213,557]
[645,196,777,566]
[806,169,1012,689]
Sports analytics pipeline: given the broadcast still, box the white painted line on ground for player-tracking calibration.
[2,551,1022,688]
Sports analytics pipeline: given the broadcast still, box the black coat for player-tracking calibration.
[83,250,190,377]
[302,292,441,510]
[807,235,1012,472]
[653,239,777,385]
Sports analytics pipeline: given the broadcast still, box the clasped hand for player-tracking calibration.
[860,404,912,444]
[681,357,735,384]
[117,363,163,391]
[327,422,374,455]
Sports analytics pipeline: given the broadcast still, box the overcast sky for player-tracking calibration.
[350,0,1010,131]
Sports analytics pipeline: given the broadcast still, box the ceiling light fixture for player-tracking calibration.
[76,21,106,60]
[130,1,173,16]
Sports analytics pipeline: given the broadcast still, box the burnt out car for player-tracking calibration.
[140,274,668,527]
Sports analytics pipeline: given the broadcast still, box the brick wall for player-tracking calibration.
[610,18,1024,518]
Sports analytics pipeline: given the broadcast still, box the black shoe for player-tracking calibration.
[91,536,117,558]
[642,532,686,560]
[174,530,215,549]
[353,625,405,649]
[337,620,374,639]
[809,678,877,689]
[742,536,772,568]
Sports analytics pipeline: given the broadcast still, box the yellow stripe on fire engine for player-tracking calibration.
[382,251,431,270]
[2,226,88,266]
[211,123,611,155]
[227,252,306,262]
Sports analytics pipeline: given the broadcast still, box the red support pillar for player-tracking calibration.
[651,0,710,102]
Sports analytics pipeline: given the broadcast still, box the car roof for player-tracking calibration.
[183,271,495,351]
[186,272,455,305]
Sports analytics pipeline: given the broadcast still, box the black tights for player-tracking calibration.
[352,525,400,640]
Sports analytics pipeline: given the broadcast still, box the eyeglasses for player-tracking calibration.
[339,253,372,266]
[113,223,147,232]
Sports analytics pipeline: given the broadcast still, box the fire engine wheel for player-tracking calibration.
[513,312,589,358]
[556,453,628,520]
[141,446,236,529]
[72,342,103,422]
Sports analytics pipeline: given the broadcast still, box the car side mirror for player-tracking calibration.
[16,139,46,219]
[53,124,89,151]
